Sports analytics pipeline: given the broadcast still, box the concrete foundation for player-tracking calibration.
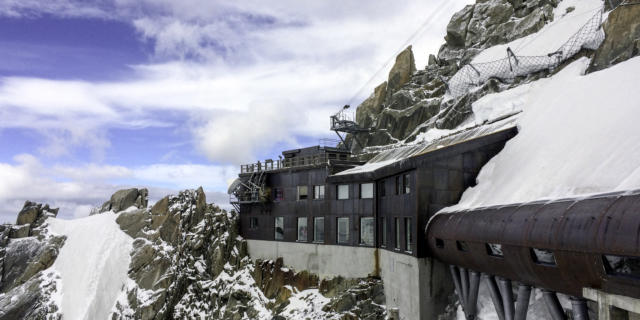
[247,240,454,319]
[583,288,640,320]
[246,239,377,279]
[379,250,454,320]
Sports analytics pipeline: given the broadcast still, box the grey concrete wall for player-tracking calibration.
[248,239,454,319]
[379,250,454,320]
[247,239,377,279]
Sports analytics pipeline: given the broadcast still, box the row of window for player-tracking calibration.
[261,216,413,252]
[380,217,413,252]
[273,173,411,202]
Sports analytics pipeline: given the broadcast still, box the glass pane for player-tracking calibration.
[298,186,308,200]
[360,217,375,246]
[275,217,284,240]
[337,217,349,243]
[360,183,374,199]
[395,218,401,249]
[531,248,556,265]
[486,243,503,257]
[381,218,387,246]
[405,218,412,252]
[403,174,410,194]
[297,217,307,241]
[314,217,324,242]
[603,255,640,278]
[314,185,325,200]
[338,185,349,200]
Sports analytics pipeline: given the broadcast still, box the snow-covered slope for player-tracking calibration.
[47,210,133,320]
[472,0,604,63]
[448,56,640,210]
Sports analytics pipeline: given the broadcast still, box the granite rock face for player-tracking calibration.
[110,188,386,320]
[347,0,557,152]
[97,188,149,214]
[0,202,64,320]
[588,3,640,72]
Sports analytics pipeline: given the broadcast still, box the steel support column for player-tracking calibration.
[570,297,590,320]
[542,290,567,320]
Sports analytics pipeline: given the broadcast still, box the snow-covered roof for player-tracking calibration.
[335,115,519,176]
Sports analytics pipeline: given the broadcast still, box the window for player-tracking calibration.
[405,218,412,252]
[314,217,324,243]
[337,217,349,244]
[249,217,258,229]
[297,217,308,241]
[603,255,640,278]
[403,174,410,194]
[395,218,401,249]
[435,238,445,249]
[337,184,349,200]
[297,186,308,200]
[531,248,556,266]
[486,243,503,257]
[313,185,325,200]
[381,218,387,247]
[395,176,400,195]
[360,183,374,199]
[456,241,469,252]
[380,180,386,197]
[275,217,284,240]
[360,217,375,246]
[273,188,284,201]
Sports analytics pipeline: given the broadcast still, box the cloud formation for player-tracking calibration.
[0,0,471,220]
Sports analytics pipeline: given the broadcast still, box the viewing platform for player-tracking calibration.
[239,145,361,174]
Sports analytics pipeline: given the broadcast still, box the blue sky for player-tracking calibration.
[0,0,470,221]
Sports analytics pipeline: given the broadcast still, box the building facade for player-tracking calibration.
[230,121,518,319]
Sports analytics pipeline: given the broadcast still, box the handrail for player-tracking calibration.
[240,153,352,174]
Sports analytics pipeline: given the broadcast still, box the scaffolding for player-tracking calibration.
[330,105,373,150]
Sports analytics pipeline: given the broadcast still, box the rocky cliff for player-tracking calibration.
[0,189,385,320]
[347,0,640,153]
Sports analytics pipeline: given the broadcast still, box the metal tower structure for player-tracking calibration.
[330,105,373,150]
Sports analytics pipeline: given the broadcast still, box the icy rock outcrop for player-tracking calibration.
[348,0,557,152]
[109,187,386,320]
[96,188,149,214]
[588,3,640,72]
[0,202,64,320]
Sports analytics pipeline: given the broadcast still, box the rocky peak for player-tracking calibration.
[588,3,640,72]
[347,0,558,152]
[96,188,149,214]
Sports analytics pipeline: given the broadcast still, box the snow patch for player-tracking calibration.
[449,56,640,210]
[47,212,133,320]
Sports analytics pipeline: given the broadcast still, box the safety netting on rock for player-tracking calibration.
[447,7,605,98]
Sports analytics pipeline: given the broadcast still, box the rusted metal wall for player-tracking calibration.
[427,191,640,299]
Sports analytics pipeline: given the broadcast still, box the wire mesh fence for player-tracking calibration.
[447,7,605,98]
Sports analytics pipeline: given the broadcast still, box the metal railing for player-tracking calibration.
[240,154,351,174]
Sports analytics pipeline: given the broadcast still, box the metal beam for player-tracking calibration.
[515,285,532,320]
[498,277,515,320]
[570,297,590,320]
[486,275,505,320]
[542,290,567,320]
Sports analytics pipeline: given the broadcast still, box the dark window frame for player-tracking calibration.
[405,217,413,253]
[313,217,325,243]
[359,217,375,246]
[297,185,309,201]
[297,217,308,242]
[274,216,284,240]
[337,217,350,244]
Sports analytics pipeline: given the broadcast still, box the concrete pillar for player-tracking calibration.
[583,288,640,320]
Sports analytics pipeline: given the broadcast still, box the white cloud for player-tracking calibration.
[0,0,473,220]
[0,0,471,164]
[0,154,235,222]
